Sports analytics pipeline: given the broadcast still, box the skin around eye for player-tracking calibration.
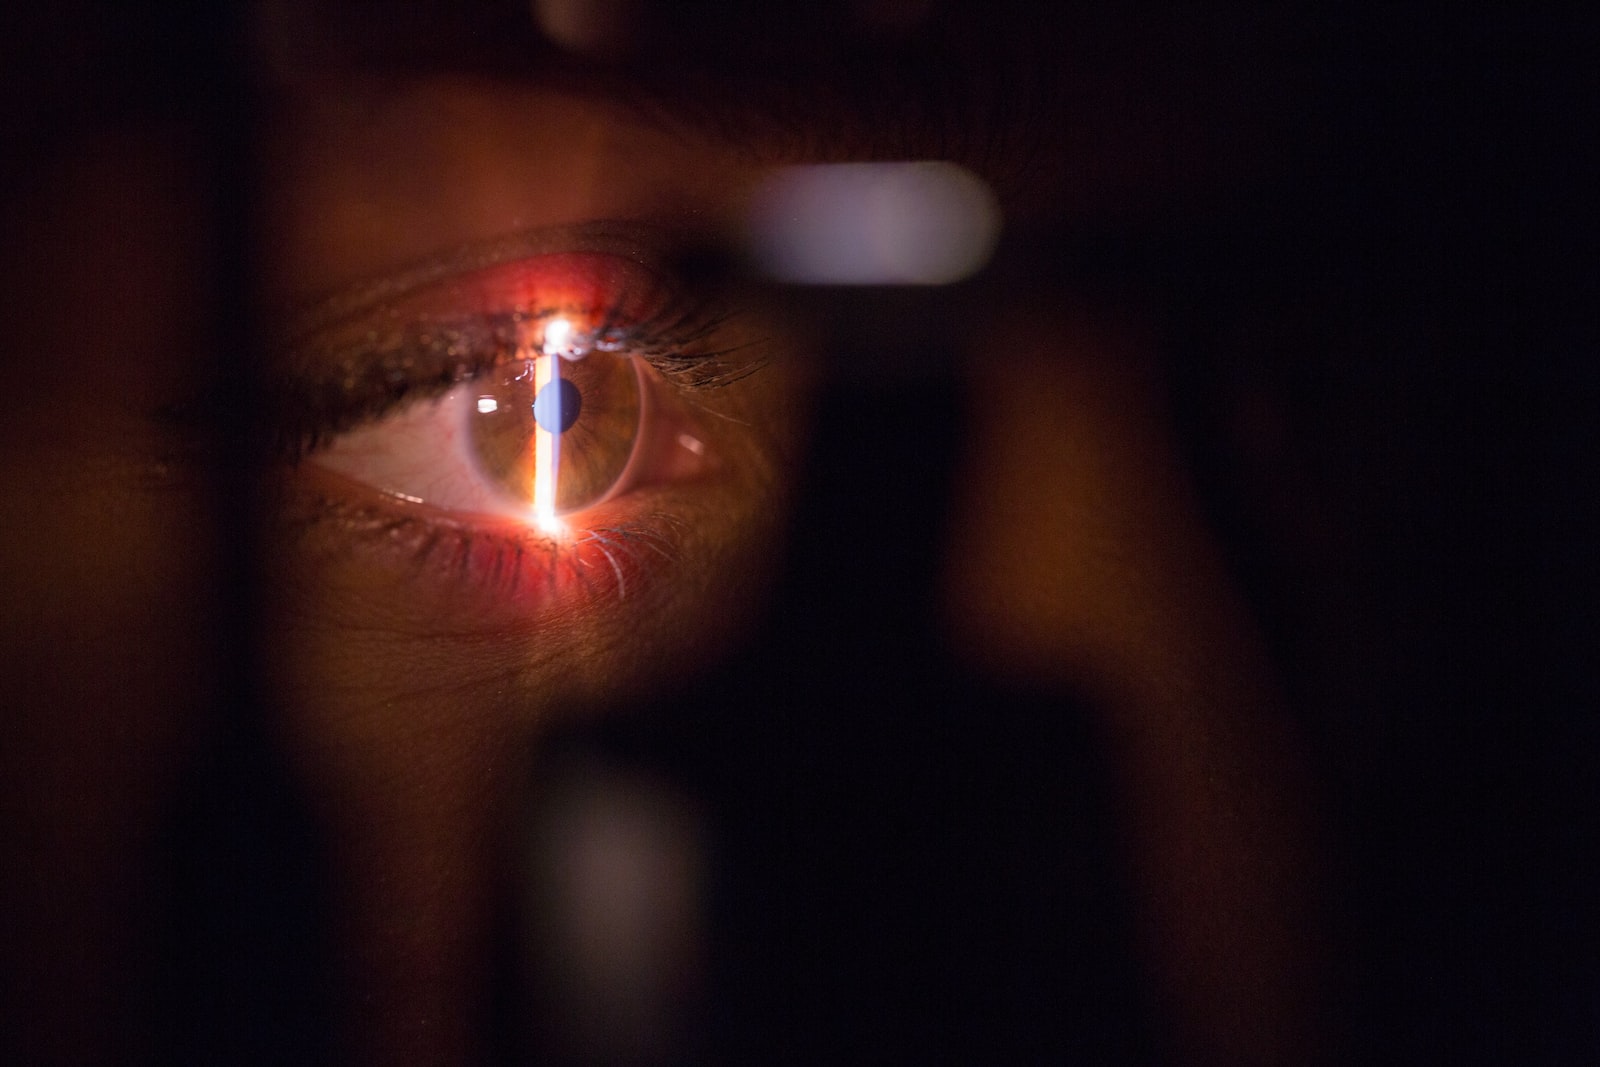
[275,244,794,627]
[252,85,810,1067]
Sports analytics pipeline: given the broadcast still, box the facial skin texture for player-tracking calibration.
[257,81,812,1064]
[0,12,1323,1067]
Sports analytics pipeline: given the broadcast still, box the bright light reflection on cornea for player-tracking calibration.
[747,161,1001,285]
[477,396,499,414]
[531,351,562,534]
[542,316,590,361]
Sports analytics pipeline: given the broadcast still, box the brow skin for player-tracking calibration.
[264,2,1274,223]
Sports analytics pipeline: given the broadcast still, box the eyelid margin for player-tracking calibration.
[266,240,744,460]
[274,219,698,342]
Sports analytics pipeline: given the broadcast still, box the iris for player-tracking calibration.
[469,352,641,514]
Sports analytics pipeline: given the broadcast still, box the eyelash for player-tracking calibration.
[273,284,747,462]
[272,248,762,598]
[286,480,688,600]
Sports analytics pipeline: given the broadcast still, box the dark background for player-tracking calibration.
[3,4,1596,1064]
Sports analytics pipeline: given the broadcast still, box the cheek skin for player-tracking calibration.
[271,351,799,705]
[257,76,801,1064]
[261,357,800,1063]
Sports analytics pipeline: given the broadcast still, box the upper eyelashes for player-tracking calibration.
[312,336,649,522]
[271,238,768,582]
[269,247,741,462]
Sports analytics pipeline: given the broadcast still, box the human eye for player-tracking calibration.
[269,223,792,627]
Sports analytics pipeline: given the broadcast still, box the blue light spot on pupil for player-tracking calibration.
[533,378,582,433]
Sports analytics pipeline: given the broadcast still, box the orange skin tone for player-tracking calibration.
[2,44,1323,1067]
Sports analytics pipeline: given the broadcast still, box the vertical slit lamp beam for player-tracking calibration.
[532,352,561,533]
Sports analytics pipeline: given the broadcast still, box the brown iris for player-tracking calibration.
[467,353,642,514]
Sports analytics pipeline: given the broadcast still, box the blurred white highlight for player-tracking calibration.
[476,396,498,414]
[542,315,588,360]
[532,0,633,54]
[525,763,705,1062]
[531,356,560,532]
[748,161,1001,285]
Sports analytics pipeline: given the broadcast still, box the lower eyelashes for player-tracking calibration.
[283,465,687,605]
[275,239,747,604]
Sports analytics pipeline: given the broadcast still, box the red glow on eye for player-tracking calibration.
[299,247,721,625]
[457,517,661,610]
[423,253,669,333]
[292,462,671,626]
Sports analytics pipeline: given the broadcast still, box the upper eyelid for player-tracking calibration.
[272,218,702,343]
[265,230,759,459]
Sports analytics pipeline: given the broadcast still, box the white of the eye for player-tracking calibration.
[313,356,653,521]
[315,390,513,515]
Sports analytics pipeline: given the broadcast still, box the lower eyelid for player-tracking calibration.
[287,358,727,619]
[280,462,688,615]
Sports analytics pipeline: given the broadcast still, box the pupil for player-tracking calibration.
[533,378,582,433]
